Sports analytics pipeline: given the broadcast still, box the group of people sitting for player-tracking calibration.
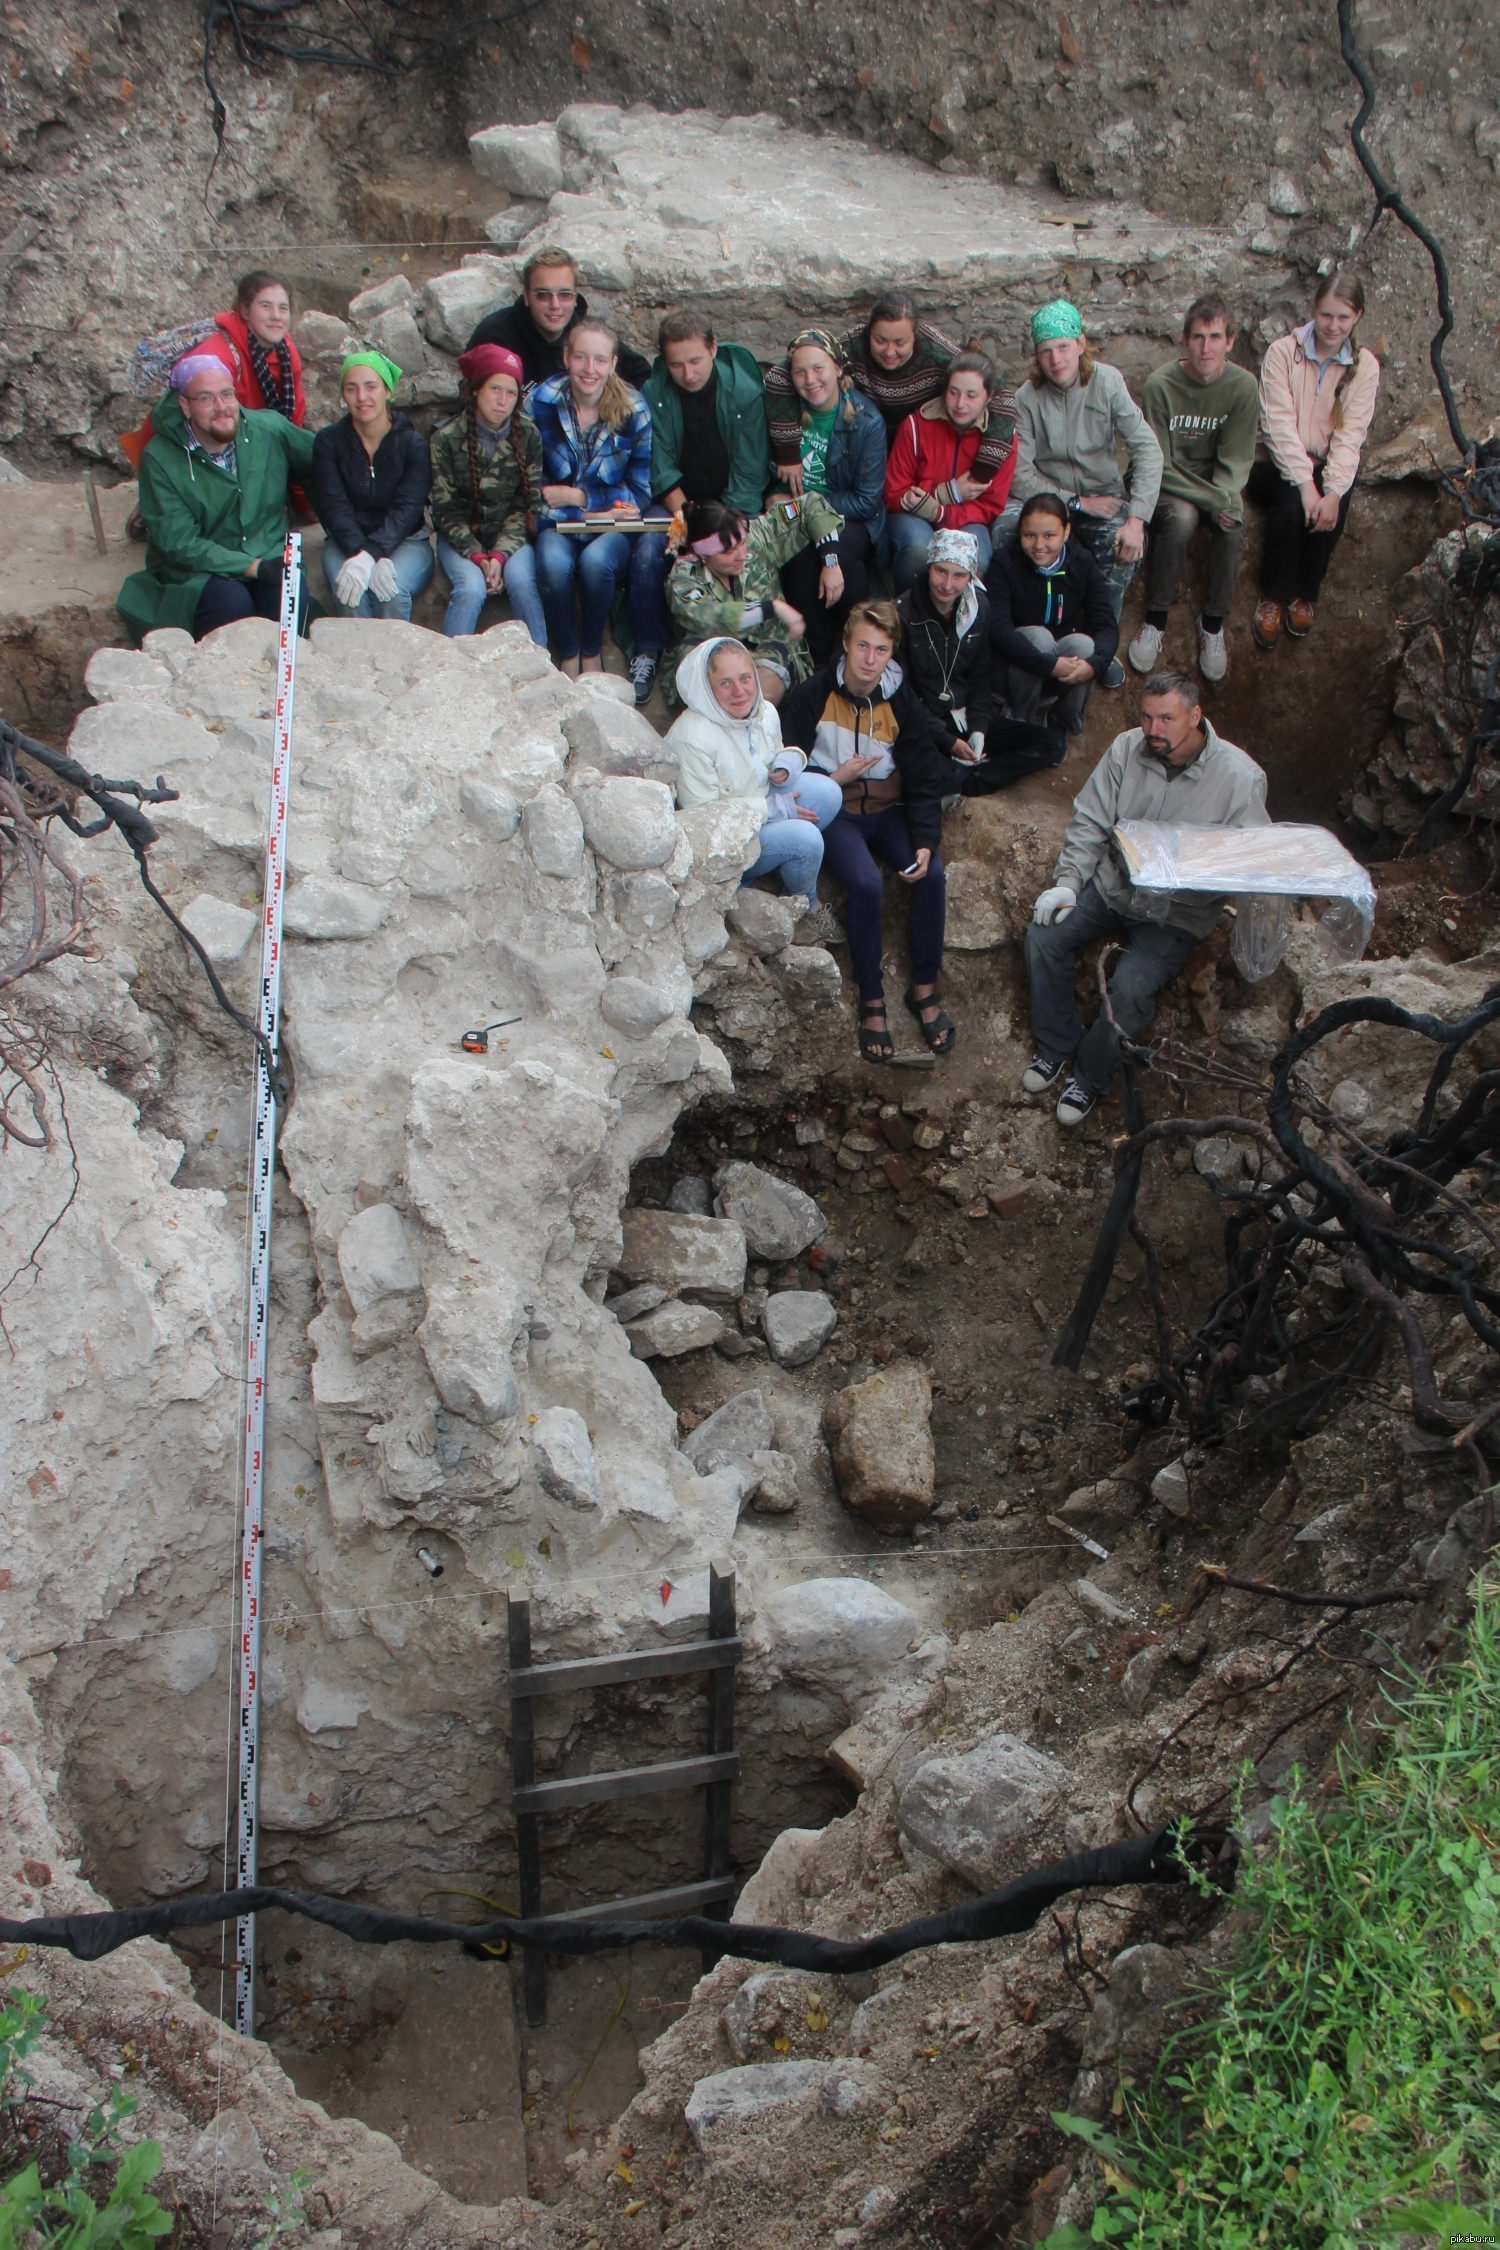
[116,253,1379,1119]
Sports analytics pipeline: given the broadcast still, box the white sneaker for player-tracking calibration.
[1022,1055,1067,1094]
[1056,1077,1100,1127]
[1195,618,1228,683]
[1128,621,1164,674]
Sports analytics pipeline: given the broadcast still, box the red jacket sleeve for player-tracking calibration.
[884,413,922,511]
[939,431,1018,528]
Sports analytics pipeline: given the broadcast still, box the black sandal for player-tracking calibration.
[904,985,956,1056]
[858,998,894,1064]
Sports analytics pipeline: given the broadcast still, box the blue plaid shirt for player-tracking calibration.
[530,375,654,527]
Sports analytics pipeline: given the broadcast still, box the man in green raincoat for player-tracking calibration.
[664,491,844,707]
[118,349,317,641]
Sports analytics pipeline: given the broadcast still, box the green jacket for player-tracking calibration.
[429,409,543,560]
[118,388,316,639]
[664,492,842,703]
[643,342,771,517]
[1140,357,1260,524]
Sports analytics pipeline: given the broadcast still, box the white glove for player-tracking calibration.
[1033,884,1077,926]
[334,550,374,608]
[369,556,400,604]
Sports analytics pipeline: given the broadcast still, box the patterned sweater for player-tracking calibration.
[765,318,962,462]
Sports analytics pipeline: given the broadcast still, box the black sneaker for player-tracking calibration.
[629,653,659,706]
[1021,1054,1066,1094]
[1056,1077,1099,1127]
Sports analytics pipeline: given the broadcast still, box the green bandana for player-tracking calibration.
[339,350,402,393]
[1030,299,1084,348]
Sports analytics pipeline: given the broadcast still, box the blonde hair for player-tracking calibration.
[566,319,634,432]
[1313,270,1370,430]
[1028,339,1100,388]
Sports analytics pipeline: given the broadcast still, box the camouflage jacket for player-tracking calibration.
[664,491,843,701]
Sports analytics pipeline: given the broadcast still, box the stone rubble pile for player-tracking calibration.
[307,103,1296,412]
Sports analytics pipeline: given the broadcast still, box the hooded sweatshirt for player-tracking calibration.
[1011,361,1162,519]
[778,654,953,851]
[666,637,807,814]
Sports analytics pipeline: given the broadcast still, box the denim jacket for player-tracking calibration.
[529,374,654,528]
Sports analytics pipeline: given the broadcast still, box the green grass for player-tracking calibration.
[1043,1580,1500,2249]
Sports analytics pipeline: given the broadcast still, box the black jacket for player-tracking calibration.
[465,292,652,393]
[896,576,994,751]
[312,412,432,560]
[779,657,953,855]
[985,536,1120,679]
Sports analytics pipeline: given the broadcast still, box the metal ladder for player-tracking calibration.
[505,1564,741,2026]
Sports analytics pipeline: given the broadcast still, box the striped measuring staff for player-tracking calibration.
[234,533,300,2039]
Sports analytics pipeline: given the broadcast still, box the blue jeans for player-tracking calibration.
[437,536,547,645]
[535,518,670,661]
[886,512,993,594]
[1023,877,1199,1097]
[741,771,844,895]
[323,534,434,621]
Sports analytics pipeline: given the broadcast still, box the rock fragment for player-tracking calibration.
[763,1288,837,1366]
[822,1362,934,1527]
[616,1209,747,1301]
[897,1734,1074,1888]
[713,1158,827,1259]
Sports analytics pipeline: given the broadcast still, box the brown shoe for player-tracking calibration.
[1252,598,1283,649]
[1286,598,1316,638]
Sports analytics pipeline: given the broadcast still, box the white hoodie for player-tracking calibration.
[666,637,808,815]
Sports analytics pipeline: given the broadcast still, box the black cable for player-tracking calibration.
[1,719,287,1104]
[0,1829,1220,1973]
[1337,0,1469,462]
[201,0,555,181]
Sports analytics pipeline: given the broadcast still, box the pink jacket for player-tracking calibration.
[1259,325,1380,497]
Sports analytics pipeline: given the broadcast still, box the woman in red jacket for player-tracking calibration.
[124,271,307,534]
[209,270,306,422]
[885,351,1018,594]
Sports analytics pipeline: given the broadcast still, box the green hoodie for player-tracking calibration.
[643,341,771,518]
[118,387,317,639]
[1140,356,1260,524]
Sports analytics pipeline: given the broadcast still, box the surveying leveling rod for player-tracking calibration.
[234,534,299,2039]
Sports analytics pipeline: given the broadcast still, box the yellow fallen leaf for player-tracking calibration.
[601,1047,615,1058]
[773,2035,791,2053]
[506,1546,524,1570]
[1346,2113,1375,2129]
[616,2158,634,2184]
[1481,2033,1500,2052]
[623,2199,646,2217]
[805,2006,827,2032]
[879,2125,901,2142]
[1453,1990,1479,2018]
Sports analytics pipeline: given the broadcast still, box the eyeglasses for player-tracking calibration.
[530,287,577,305]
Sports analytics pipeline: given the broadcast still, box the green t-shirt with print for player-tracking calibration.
[799,406,838,493]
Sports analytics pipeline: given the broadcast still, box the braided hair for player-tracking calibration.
[463,383,533,542]
[1314,270,1368,430]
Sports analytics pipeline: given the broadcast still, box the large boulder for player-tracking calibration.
[764,1578,916,1697]
[615,1209,746,1301]
[561,698,670,778]
[577,777,678,871]
[336,1204,421,1312]
[713,1159,826,1260]
[822,1362,935,1528]
[684,2061,826,2151]
[468,121,566,199]
[896,1734,1074,1890]
[600,977,675,1039]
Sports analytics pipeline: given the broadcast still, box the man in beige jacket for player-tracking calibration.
[1021,670,1268,1125]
